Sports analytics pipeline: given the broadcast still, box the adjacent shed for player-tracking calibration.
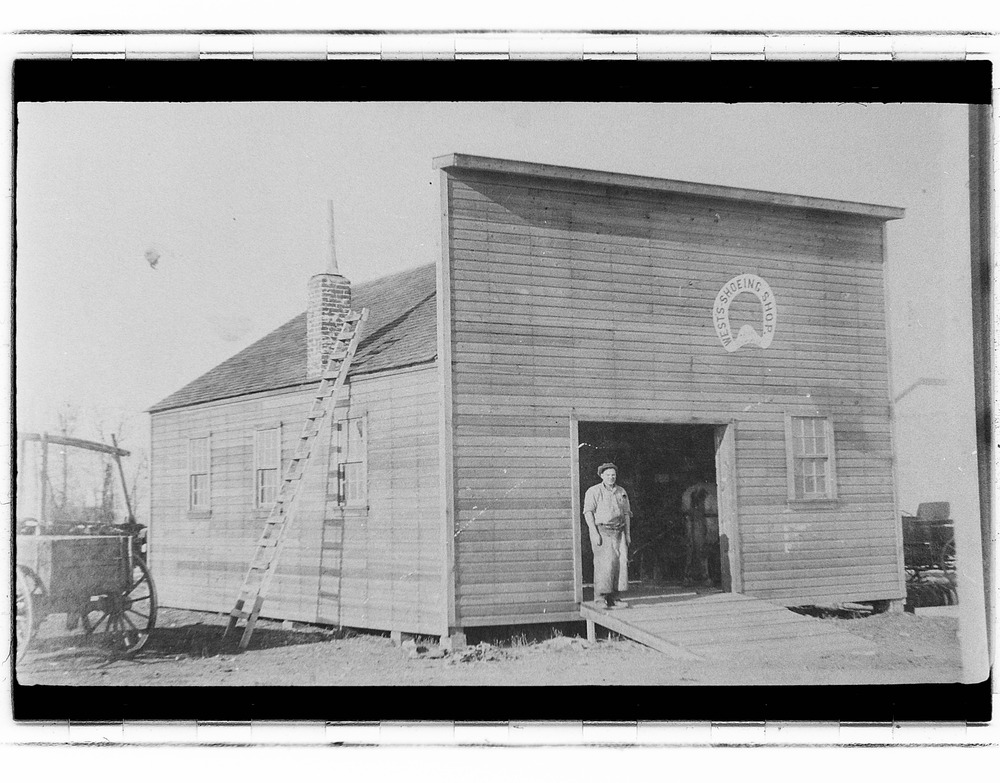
[148,153,907,641]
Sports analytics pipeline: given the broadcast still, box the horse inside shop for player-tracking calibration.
[680,481,720,586]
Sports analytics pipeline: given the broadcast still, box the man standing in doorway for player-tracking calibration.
[584,463,632,609]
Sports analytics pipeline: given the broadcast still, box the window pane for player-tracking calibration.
[789,417,834,500]
[258,468,277,505]
[191,474,207,508]
[803,470,815,495]
[342,461,365,504]
[256,429,279,469]
[815,461,827,494]
[347,419,364,455]
[791,417,833,457]
[190,437,208,473]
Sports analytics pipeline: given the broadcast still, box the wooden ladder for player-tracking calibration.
[222,308,369,650]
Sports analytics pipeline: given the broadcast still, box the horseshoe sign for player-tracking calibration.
[713,274,777,352]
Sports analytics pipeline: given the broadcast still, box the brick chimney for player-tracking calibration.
[307,202,352,377]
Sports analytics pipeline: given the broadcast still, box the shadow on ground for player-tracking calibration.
[466,621,591,647]
[24,616,351,665]
[138,622,344,660]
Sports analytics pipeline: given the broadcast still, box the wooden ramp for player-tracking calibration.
[580,589,876,661]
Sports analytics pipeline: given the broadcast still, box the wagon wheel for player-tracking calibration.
[15,566,37,663]
[84,558,157,655]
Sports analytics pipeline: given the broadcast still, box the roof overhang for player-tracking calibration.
[434,153,905,222]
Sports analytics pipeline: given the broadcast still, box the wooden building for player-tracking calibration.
[148,154,907,641]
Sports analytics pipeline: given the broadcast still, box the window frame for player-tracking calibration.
[335,414,368,509]
[784,414,839,503]
[187,434,212,513]
[254,425,283,509]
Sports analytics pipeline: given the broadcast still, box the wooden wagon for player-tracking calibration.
[14,432,157,662]
[902,502,956,577]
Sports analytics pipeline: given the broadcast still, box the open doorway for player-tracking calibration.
[577,421,727,594]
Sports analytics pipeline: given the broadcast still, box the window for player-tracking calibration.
[785,415,838,501]
[336,417,367,507]
[188,436,211,511]
[255,427,281,507]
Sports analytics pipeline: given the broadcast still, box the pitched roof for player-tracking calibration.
[149,263,437,413]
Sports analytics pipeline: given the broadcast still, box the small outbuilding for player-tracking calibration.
[148,154,907,642]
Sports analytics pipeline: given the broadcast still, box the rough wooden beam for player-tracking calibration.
[579,602,703,661]
[18,431,130,457]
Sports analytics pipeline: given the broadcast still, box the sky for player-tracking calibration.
[13,101,980,535]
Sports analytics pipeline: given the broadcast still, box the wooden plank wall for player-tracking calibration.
[443,170,904,624]
[149,364,445,635]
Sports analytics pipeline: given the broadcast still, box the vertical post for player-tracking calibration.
[436,171,458,636]
[16,436,27,520]
[111,434,135,524]
[570,416,583,606]
[881,223,908,606]
[586,619,596,644]
[327,199,339,274]
[39,433,49,526]
[61,441,68,510]
[714,422,741,593]
[968,102,992,665]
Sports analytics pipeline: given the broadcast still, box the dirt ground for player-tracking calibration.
[15,604,963,687]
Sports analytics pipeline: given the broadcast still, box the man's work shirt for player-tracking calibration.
[584,483,632,531]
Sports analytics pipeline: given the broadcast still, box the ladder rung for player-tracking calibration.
[224,307,368,649]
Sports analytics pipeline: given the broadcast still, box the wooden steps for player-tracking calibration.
[581,590,875,661]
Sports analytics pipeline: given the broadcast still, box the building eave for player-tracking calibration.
[433,153,906,222]
[147,357,438,415]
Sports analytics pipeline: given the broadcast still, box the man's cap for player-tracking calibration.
[597,462,618,476]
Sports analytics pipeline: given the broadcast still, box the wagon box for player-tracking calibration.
[15,431,158,663]
[17,535,134,606]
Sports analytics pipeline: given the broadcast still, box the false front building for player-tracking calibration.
[148,154,907,640]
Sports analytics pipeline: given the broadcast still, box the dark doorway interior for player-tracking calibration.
[578,422,720,590]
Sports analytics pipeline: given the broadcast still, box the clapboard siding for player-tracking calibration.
[149,364,446,634]
[442,165,903,624]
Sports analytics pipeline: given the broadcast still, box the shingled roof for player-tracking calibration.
[149,263,437,413]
